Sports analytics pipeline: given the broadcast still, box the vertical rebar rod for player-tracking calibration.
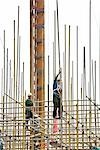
[16,6,19,106]
[53,43,55,80]
[60,67,63,149]
[82,46,86,148]
[99,25,100,104]
[6,48,8,149]
[64,24,67,146]
[53,11,56,78]
[21,72,23,149]
[56,0,60,69]
[83,46,86,131]
[99,26,100,105]
[76,26,79,150]
[9,60,12,149]
[89,0,91,97]
[3,96,4,137]
[13,20,15,106]
[71,61,75,148]
[18,37,21,148]
[63,52,66,147]
[1,68,4,135]
[1,69,3,131]
[47,55,49,150]
[84,49,87,142]
[13,20,16,150]
[9,60,11,115]
[94,61,97,145]
[76,26,78,103]
[89,0,92,147]
[16,7,20,148]
[81,75,84,149]
[22,62,25,150]
[3,30,5,134]
[83,46,85,114]
[68,25,71,148]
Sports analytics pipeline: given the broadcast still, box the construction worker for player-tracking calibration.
[25,93,33,128]
[0,129,3,150]
[53,69,62,119]
[92,147,100,150]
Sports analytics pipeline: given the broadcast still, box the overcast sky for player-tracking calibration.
[0,0,30,96]
[45,0,100,103]
[0,0,100,102]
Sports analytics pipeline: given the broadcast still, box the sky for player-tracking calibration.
[0,0,30,96]
[0,0,100,102]
[45,0,100,103]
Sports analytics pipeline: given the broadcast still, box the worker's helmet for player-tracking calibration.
[28,92,32,97]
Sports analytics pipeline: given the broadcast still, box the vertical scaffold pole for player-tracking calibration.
[71,61,74,148]
[1,69,3,131]
[64,24,67,146]
[3,30,5,134]
[94,61,97,146]
[13,20,16,150]
[81,75,84,149]
[89,0,92,147]
[47,56,49,150]
[56,0,60,69]
[53,11,56,79]
[21,72,23,148]
[98,25,100,143]
[16,5,19,114]
[6,48,8,149]
[16,7,19,149]
[9,60,11,113]
[76,26,79,150]
[18,36,21,149]
[99,26,100,140]
[17,6,20,147]
[9,60,12,149]
[22,62,25,150]
[84,48,87,142]
[68,25,70,147]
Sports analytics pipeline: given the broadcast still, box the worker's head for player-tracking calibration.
[28,92,32,98]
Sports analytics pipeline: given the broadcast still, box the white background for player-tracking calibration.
[0,0,100,103]
[0,0,30,96]
[45,0,100,103]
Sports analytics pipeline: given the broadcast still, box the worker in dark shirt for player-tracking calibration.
[25,93,33,129]
[53,69,62,118]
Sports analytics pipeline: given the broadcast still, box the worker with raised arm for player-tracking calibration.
[25,93,33,129]
[53,69,62,119]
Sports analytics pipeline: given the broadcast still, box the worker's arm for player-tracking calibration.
[53,70,61,90]
[54,69,61,81]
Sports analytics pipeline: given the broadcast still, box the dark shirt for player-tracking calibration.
[25,98,33,107]
[25,98,33,119]
[53,73,60,99]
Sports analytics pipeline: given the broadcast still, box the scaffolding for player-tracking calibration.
[0,0,100,150]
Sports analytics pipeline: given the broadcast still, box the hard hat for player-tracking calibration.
[28,92,32,97]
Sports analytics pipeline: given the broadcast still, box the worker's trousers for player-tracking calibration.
[25,108,33,129]
[53,95,61,118]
